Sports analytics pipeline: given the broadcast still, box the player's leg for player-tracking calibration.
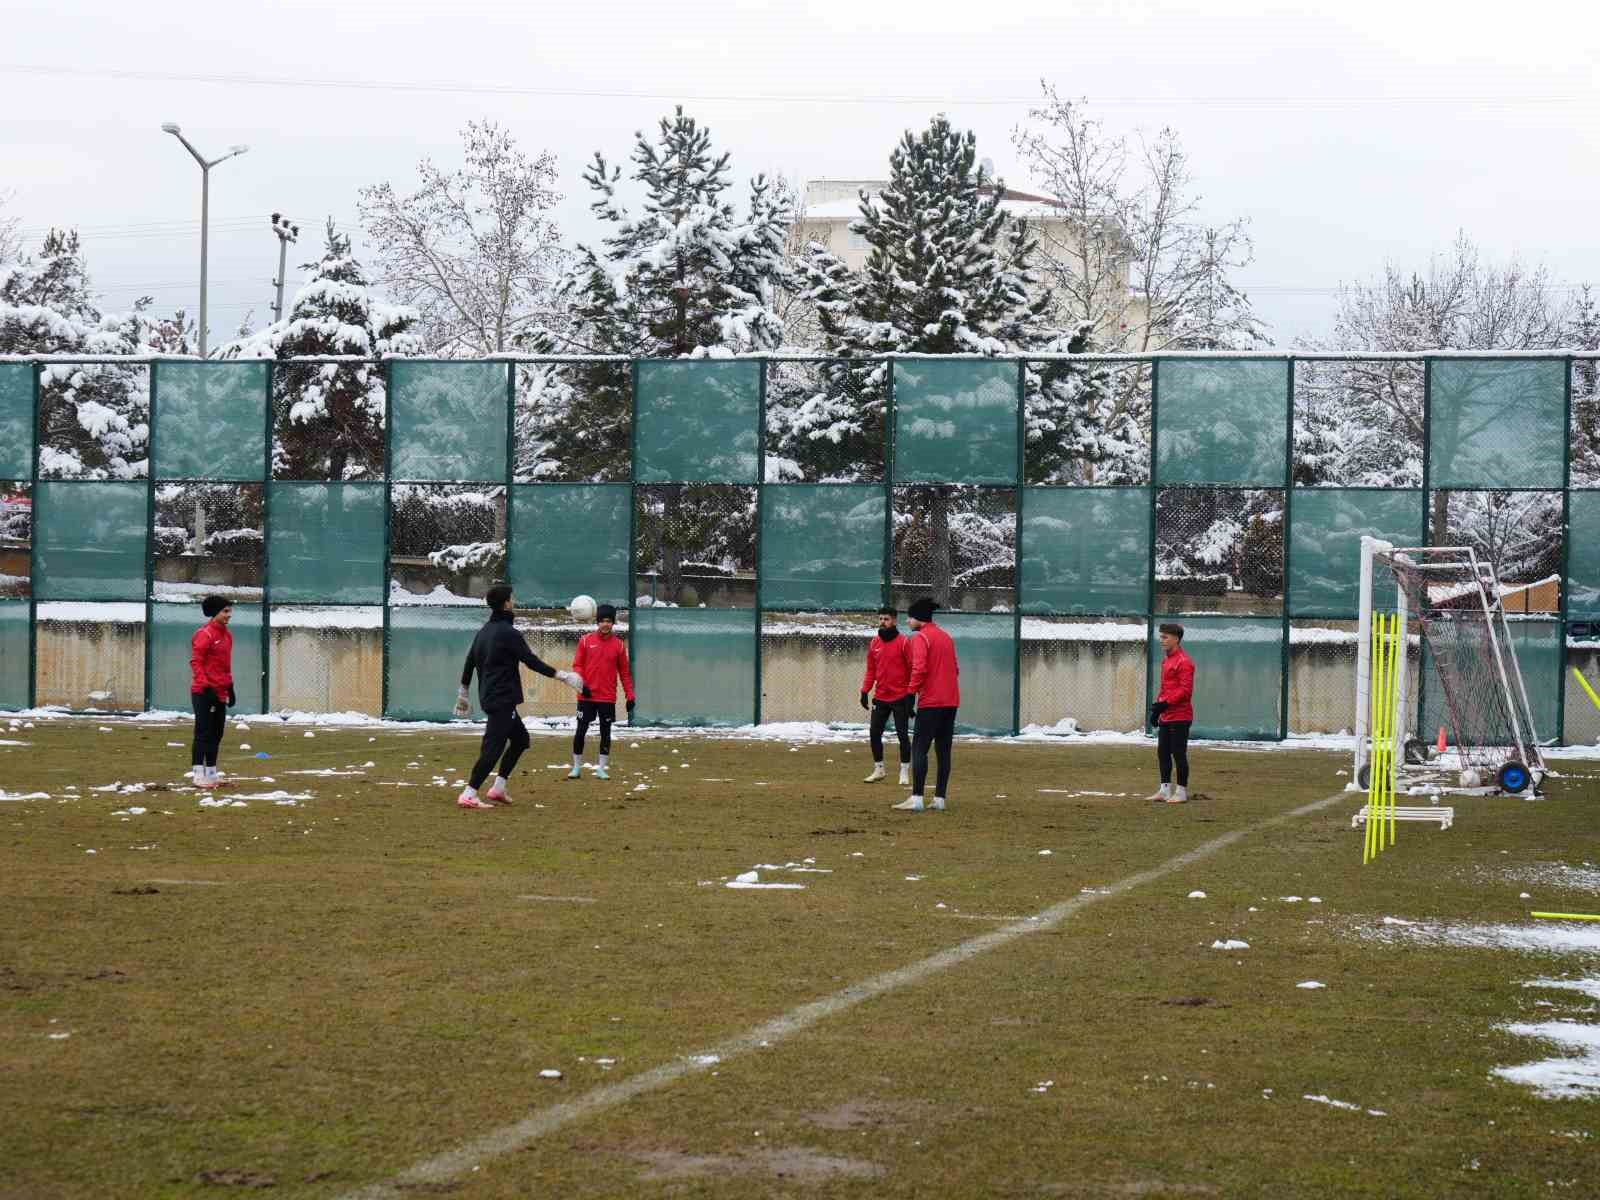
[461,709,509,809]
[864,701,889,781]
[190,692,211,788]
[570,701,593,779]
[1166,721,1192,803]
[1150,724,1174,802]
[207,698,227,785]
[893,698,913,786]
[931,707,955,809]
[488,711,531,804]
[896,705,936,810]
[595,704,615,779]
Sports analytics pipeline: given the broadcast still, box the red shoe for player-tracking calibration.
[457,790,493,810]
[485,784,512,805]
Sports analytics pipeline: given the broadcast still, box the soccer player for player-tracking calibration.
[568,602,635,781]
[860,605,912,786]
[894,597,959,813]
[1147,622,1195,804]
[189,595,235,790]
[454,584,585,810]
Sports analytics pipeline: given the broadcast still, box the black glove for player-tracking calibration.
[581,685,592,699]
[203,687,220,709]
[859,691,870,711]
[626,698,636,718]
[227,684,237,708]
[906,698,916,719]
[1149,701,1168,727]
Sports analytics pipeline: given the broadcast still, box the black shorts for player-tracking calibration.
[577,700,617,722]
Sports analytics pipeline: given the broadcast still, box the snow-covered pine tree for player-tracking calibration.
[218,219,420,480]
[0,229,153,479]
[1568,285,1600,487]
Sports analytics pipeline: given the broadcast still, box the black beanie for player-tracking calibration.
[201,595,230,618]
[907,597,939,622]
[596,603,617,622]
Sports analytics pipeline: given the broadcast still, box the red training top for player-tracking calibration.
[190,621,233,695]
[861,632,913,703]
[1156,646,1195,723]
[573,631,635,704]
[907,622,960,709]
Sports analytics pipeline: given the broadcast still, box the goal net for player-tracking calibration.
[1354,537,1544,794]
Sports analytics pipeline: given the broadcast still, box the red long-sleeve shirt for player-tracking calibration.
[1156,647,1195,723]
[190,622,233,695]
[572,631,635,704]
[861,632,912,703]
[907,622,960,709]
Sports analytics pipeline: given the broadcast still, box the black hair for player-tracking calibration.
[1158,622,1185,640]
[201,595,231,618]
[877,605,897,617]
[486,584,514,611]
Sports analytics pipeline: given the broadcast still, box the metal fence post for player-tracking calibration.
[1144,359,1160,724]
[626,359,640,722]
[260,361,273,713]
[1279,355,1295,741]
[27,363,40,709]
[143,360,159,713]
[381,359,393,719]
[503,361,516,594]
[883,358,896,607]
[754,358,767,728]
[1415,357,1433,740]
[1558,356,1574,744]
[1013,359,1025,736]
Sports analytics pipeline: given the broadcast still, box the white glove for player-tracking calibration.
[452,685,471,719]
[556,669,584,693]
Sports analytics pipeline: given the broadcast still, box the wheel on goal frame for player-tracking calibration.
[1356,765,1370,790]
[1403,737,1430,765]
[1497,761,1532,795]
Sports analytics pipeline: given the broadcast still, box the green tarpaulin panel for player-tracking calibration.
[1288,489,1424,617]
[1569,490,1600,619]
[1420,619,1560,749]
[266,483,385,603]
[149,602,263,715]
[1429,359,1566,489]
[0,363,32,479]
[635,360,760,483]
[1021,487,1150,615]
[389,361,509,482]
[509,484,631,609]
[1148,616,1282,739]
[153,361,267,481]
[34,482,148,600]
[893,360,1018,485]
[0,600,27,709]
[1155,359,1288,487]
[631,607,755,726]
[760,484,885,611]
[933,612,1015,735]
[385,605,487,721]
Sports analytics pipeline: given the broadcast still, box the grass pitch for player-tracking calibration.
[2,716,1598,1198]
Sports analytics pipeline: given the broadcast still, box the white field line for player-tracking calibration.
[340,790,1347,1200]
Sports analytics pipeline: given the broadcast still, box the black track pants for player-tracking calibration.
[573,701,616,756]
[191,690,226,767]
[471,706,530,790]
[1157,720,1191,786]
[869,696,913,763]
[911,705,957,798]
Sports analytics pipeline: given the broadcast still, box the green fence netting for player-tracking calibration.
[1288,489,1425,618]
[389,361,509,482]
[1420,618,1561,750]
[385,605,487,721]
[1020,487,1150,615]
[631,607,756,726]
[0,599,27,708]
[266,483,385,603]
[148,601,264,715]
[34,482,148,600]
[893,360,1018,485]
[1149,617,1283,740]
[635,360,760,484]
[1566,489,1600,619]
[1428,359,1566,490]
[935,612,1015,735]
[508,484,631,609]
[760,484,885,611]
[1155,359,1288,487]
[153,361,268,481]
[0,364,32,479]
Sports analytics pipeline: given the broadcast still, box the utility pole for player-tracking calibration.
[270,213,299,322]
[161,124,249,357]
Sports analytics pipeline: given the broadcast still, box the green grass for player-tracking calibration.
[2,716,1597,1198]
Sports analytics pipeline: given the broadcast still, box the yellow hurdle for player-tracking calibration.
[1573,667,1600,714]
[1365,613,1401,864]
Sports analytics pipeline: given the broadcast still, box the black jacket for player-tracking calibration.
[460,610,557,711]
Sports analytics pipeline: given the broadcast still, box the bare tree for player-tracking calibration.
[0,190,19,268]
[358,121,564,354]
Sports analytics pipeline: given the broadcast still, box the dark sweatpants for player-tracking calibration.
[573,701,616,756]
[1157,720,1191,786]
[191,690,226,767]
[869,696,913,763]
[911,705,957,799]
[470,706,531,790]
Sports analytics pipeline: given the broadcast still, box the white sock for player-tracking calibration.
[599,754,609,768]
[206,766,217,784]
[462,784,478,797]
[572,754,582,769]
[1175,785,1188,800]
[493,775,507,792]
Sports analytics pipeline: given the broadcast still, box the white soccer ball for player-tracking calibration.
[636,594,654,608]
[568,594,597,622]
[1459,768,1481,788]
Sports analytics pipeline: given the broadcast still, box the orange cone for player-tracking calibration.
[1436,726,1448,755]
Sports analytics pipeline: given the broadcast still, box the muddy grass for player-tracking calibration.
[1,715,1598,1197]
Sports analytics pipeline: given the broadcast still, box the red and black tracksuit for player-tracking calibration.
[571,630,635,756]
[461,609,561,790]
[908,621,961,798]
[189,620,234,769]
[1154,646,1195,786]
[862,628,914,765]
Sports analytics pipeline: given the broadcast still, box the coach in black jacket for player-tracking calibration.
[453,584,585,809]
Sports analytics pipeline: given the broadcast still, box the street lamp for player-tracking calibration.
[269,212,299,323]
[161,123,249,357]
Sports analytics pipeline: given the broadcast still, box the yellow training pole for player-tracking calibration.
[1385,614,1398,849]
[1364,616,1377,862]
[1573,667,1600,714]
[1531,912,1600,921]
[1378,614,1394,852]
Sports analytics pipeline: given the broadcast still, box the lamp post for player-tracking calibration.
[161,124,248,357]
[269,212,299,323]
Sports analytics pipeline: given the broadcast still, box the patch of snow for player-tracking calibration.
[1212,939,1250,950]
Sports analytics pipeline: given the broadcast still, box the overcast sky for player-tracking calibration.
[4,0,1597,347]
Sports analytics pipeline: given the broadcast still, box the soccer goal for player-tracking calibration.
[1353,536,1545,796]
